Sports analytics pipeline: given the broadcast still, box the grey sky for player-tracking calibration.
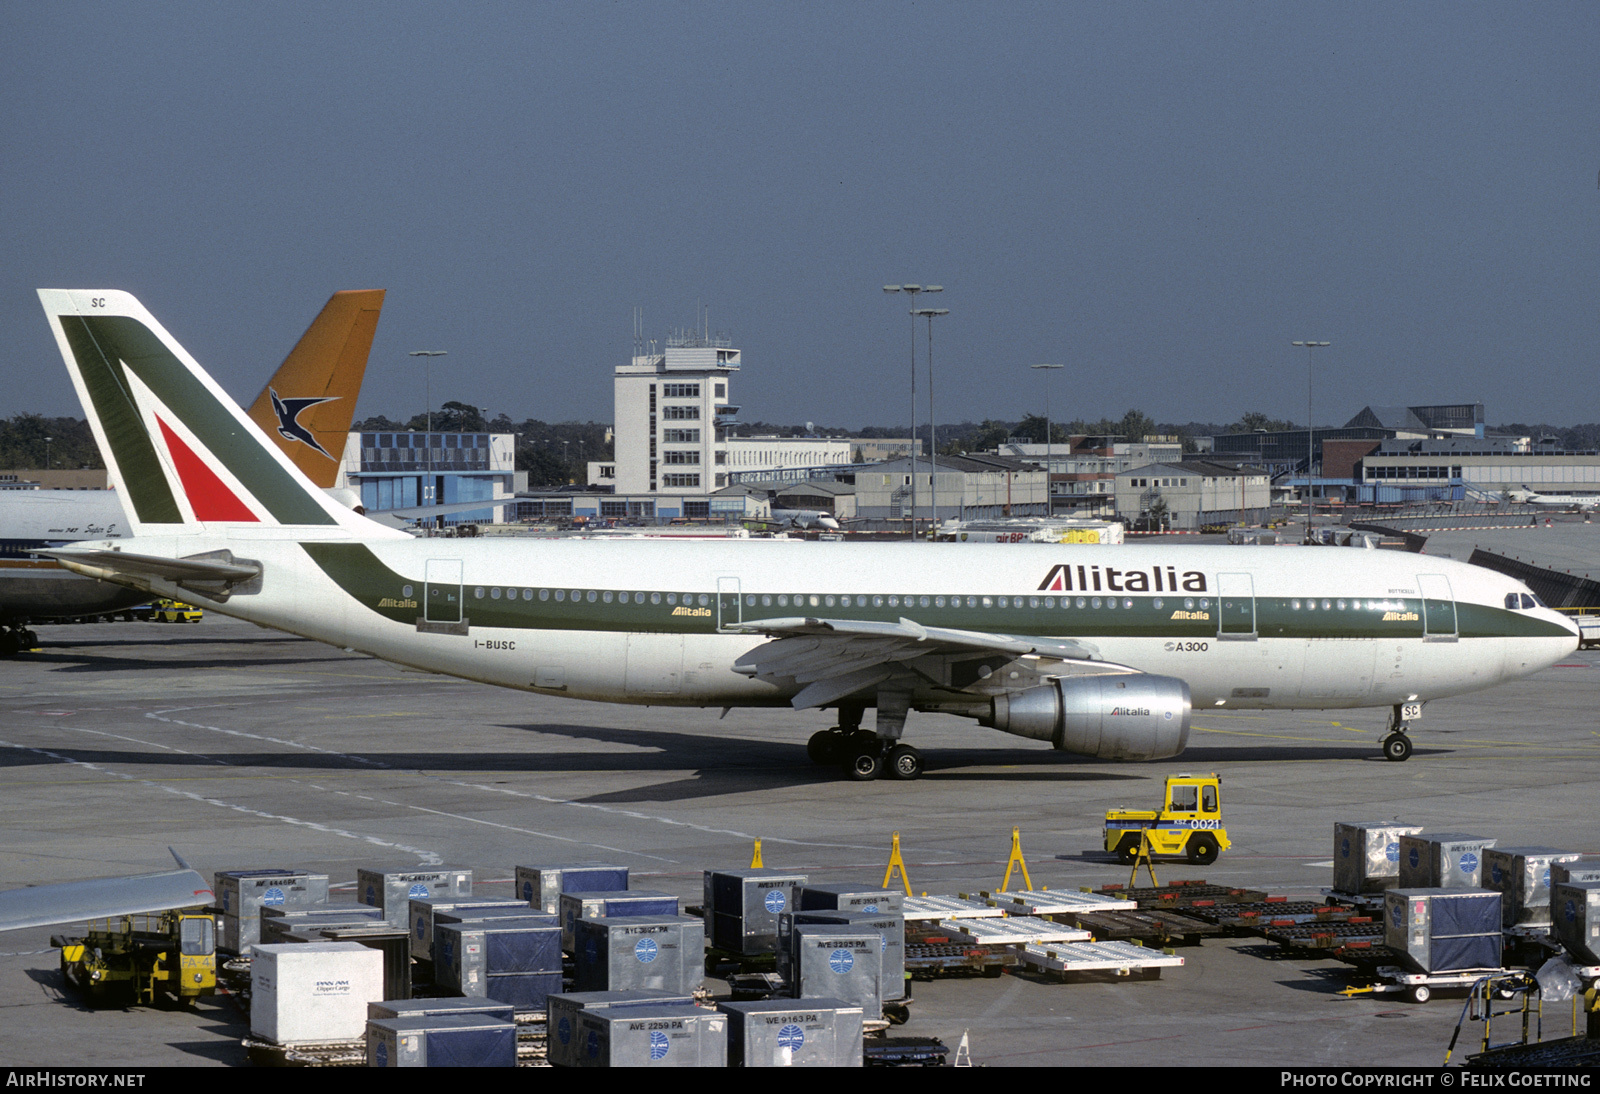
[4,2,1597,431]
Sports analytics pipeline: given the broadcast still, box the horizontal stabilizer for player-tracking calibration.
[0,869,213,933]
[42,547,260,586]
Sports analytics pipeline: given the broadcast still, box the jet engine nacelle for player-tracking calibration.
[983,674,1192,760]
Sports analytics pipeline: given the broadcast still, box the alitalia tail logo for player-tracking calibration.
[269,388,339,459]
[155,416,258,522]
[1038,563,1207,594]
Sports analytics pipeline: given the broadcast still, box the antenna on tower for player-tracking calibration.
[632,306,643,360]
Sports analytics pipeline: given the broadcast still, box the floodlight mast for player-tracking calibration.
[1291,340,1330,544]
[1032,364,1064,516]
[884,285,942,536]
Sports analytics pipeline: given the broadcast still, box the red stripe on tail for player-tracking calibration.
[156,417,259,522]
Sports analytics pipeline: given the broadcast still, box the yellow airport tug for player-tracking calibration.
[1104,772,1231,866]
[55,908,217,1007]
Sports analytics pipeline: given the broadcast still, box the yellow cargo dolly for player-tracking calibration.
[1104,772,1230,866]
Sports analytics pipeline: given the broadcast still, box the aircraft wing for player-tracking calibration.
[730,616,1104,709]
[0,868,213,933]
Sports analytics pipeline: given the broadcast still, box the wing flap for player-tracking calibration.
[731,615,1104,709]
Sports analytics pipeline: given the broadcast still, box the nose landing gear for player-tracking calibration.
[1380,702,1422,762]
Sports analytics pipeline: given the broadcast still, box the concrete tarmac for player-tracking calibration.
[1,619,1596,1067]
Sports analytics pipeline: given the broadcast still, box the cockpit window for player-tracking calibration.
[1505,593,1520,610]
[1522,593,1540,609]
[1508,592,1545,610]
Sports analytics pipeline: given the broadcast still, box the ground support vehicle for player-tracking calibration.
[1340,963,1514,1005]
[1104,773,1230,866]
[54,909,216,1006]
[149,598,203,622]
[1021,939,1185,982]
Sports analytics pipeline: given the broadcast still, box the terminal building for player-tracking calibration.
[999,437,1184,517]
[1113,461,1272,530]
[339,431,518,524]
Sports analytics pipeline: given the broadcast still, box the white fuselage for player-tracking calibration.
[102,536,1577,715]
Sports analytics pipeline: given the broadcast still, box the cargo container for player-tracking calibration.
[435,919,562,1008]
[572,915,705,995]
[1550,881,1600,965]
[1481,847,1580,929]
[1382,888,1502,974]
[366,1013,518,1067]
[547,990,694,1068]
[357,868,472,926]
[1332,822,1424,896]
[705,869,808,955]
[1396,834,1496,889]
[515,863,629,914]
[559,890,679,951]
[250,942,384,1044]
[214,869,329,952]
[718,998,865,1067]
[781,910,904,1001]
[568,1005,727,1067]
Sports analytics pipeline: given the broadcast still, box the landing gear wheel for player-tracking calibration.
[1382,733,1413,762]
[1114,835,1140,865]
[1187,834,1220,866]
[847,747,883,781]
[1409,984,1431,1004]
[807,731,844,765]
[885,744,923,781]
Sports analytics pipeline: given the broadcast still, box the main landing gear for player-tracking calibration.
[808,700,926,781]
[1380,702,1422,763]
[806,729,926,781]
[0,625,40,657]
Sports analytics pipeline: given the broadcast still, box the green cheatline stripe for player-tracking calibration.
[63,315,334,526]
[300,543,1572,640]
[60,316,182,524]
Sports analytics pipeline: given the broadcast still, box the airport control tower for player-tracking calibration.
[612,328,740,519]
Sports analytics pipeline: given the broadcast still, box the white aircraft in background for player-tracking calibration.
[36,290,1578,780]
[0,291,384,653]
[1506,486,1600,511]
[770,508,841,531]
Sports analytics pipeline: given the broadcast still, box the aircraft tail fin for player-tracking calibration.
[245,290,384,487]
[37,290,404,539]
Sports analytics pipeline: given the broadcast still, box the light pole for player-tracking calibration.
[1291,340,1329,544]
[884,284,941,535]
[410,351,447,520]
[43,435,51,474]
[914,306,949,535]
[1031,364,1063,517]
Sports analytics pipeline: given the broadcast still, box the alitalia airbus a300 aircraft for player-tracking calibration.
[37,291,1579,780]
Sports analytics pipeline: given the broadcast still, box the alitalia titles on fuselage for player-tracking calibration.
[1038,563,1208,594]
